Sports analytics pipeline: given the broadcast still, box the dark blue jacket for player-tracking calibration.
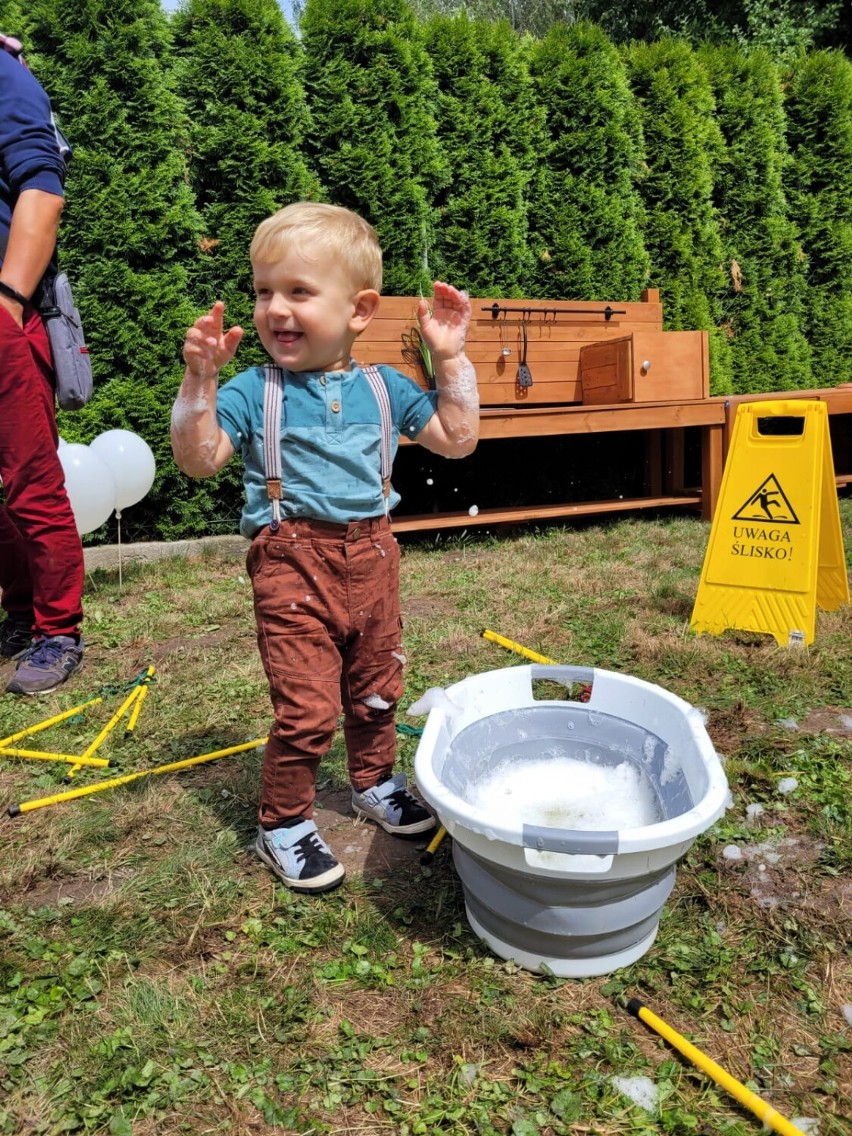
[0,46,66,265]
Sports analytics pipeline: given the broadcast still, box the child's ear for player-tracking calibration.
[350,289,381,333]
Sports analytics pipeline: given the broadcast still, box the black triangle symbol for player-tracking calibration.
[732,474,799,524]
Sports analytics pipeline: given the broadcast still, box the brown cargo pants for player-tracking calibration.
[246,515,404,828]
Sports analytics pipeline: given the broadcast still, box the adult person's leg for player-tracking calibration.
[0,303,84,693]
[0,508,35,656]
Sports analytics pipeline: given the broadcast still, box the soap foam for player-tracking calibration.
[467,755,661,830]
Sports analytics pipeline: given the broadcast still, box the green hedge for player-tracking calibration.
[2,0,849,538]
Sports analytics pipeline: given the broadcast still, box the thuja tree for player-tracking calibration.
[300,0,448,295]
[0,0,28,36]
[524,21,649,302]
[171,0,319,363]
[422,13,542,296]
[25,0,220,541]
[784,50,852,388]
[624,38,732,394]
[700,44,811,394]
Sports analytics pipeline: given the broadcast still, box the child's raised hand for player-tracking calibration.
[183,301,244,379]
[416,281,471,361]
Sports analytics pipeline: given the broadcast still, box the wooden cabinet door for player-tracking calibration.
[630,331,710,401]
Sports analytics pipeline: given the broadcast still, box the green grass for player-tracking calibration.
[1,505,851,1135]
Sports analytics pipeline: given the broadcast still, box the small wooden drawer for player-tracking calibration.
[579,330,709,404]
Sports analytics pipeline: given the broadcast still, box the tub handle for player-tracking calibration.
[523,848,615,873]
[530,664,595,695]
[522,823,619,856]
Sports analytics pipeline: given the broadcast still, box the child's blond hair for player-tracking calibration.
[250,202,383,293]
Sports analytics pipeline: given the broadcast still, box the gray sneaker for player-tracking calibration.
[5,634,84,695]
[255,819,345,894]
[352,772,436,836]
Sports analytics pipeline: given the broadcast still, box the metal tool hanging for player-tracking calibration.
[517,316,533,388]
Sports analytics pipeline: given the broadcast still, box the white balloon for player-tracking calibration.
[59,444,117,535]
[90,429,156,512]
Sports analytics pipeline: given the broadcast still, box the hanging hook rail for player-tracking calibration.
[483,303,626,322]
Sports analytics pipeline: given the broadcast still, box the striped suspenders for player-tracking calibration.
[362,364,393,508]
[262,363,393,531]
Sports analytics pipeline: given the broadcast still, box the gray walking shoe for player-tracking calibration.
[5,634,84,695]
[352,772,436,836]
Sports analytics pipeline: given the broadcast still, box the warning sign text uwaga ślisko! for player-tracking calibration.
[730,474,798,560]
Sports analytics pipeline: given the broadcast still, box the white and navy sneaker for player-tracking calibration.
[255,818,345,894]
[352,772,436,836]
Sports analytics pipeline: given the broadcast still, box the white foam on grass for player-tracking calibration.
[777,777,799,795]
[466,756,661,830]
[611,1075,658,1113]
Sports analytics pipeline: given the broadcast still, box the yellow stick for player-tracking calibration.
[419,825,447,865]
[481,628,555,665]
[0,694,104,748]
[124,665,156,736]
[626,999,806,1136]
[9,738,267,816]
[0,747,109,767]
[78,686,144,763]
[62,685,146,781]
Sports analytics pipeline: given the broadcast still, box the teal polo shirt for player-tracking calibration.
[216,363,438,537]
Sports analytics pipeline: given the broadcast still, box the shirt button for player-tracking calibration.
[330,400,341,412]
[320,375,327,386]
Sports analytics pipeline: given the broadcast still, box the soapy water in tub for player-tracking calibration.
[466,754,662,831]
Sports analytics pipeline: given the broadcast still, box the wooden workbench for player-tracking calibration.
[390,389,852,534]
[353,290,852,533]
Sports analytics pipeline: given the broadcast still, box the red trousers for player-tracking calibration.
[247,516,404,828]
[0,305,84,636]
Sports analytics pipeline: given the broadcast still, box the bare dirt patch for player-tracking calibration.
[148,630,252,661]
[403,594,455,620]
[313,789,434,879]
[716,824,852,927]
[21,868,135,909]
[798,706,852,736]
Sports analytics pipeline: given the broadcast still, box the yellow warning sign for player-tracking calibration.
[691,400,849,646]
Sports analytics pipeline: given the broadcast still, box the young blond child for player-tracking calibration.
[171,202,479,893]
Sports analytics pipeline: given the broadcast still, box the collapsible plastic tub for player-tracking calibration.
[413,664,729,977]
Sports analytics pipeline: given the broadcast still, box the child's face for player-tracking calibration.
[252,242,372,373]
